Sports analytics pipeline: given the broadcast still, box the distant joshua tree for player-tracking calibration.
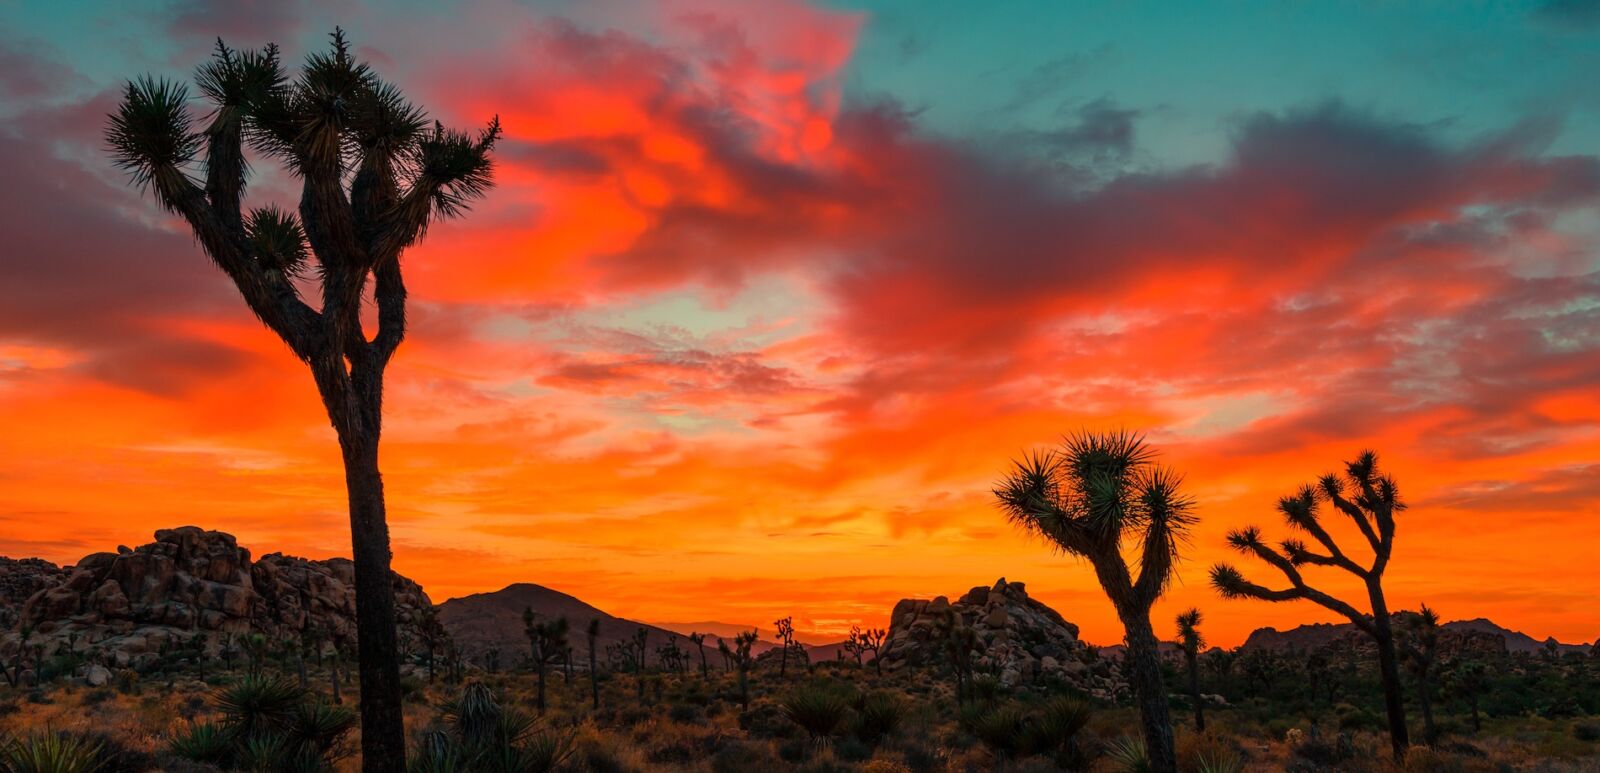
[586,619,601,711]
[105,31,499,772]
[995,430,1194,773]
[1210,450,1410,760]
[522,608,569,714]
[688,633,710,679]
[937,610,979,704]
[844,626,869,668]
[774,617,796,676]
[720,630,758,708]
[1175,608,1206,731]
[1400,604,1441,744]
[1445,659,1489,732]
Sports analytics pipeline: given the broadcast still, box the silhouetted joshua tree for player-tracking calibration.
[720,630,758,708]
[1210,450,1410,760]
[1445,659,1488,732]
[1400,604,1441,744]
[688,632,710,679]
[586,619,601,711]
[1175,608,1206,731]
[774,616,796,676]
[523,608,569,714]
[996,429,1194,773]
[105,31,499,772]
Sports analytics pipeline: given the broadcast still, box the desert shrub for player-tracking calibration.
[850,691,905,744]
[1177,728,1241,773]
[413,682,573,773]
[1337,707,1383,732]
[834,735,874,762]
[1023,695,1093,763]
[168,723,231,766]
[964,704,1028,760]
[738,703,795,739]
[0,731,106,773]
[570,732,637,773]
[710,741,779,773]
[970,675,1004,704]
[900,735,944,772]
[0,700,18,718]
[781,683,853,743]
[1104,735,1149,773]
[1290,729,1356,767]
[666,703,700,724]
[81,688,115,706]
[1573,722,1600,742]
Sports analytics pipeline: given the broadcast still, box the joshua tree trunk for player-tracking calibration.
[1186,650,1204,731]
[536,657,548,713]
[336,425,406,770]
[1121,608,1178,773]
[1369,585,1410,758]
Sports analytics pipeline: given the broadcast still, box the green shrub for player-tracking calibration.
[780,684,852,743]
[850,691,904,744]
[0,731,106,773]
[168,723,231,766]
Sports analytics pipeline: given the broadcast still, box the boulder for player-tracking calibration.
[0,527,433,671]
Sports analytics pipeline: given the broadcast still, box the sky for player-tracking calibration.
[1,0,1599,647]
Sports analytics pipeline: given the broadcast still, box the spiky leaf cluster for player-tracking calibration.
[995,430,1196,606]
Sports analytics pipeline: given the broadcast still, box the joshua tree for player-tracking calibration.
[688,633,710,679]
[105,31,499,772]
[1175,608,1205,731]
[586,619,601,711]
[1445,659,1488,732]
[418,606,447,683]
[722,630,758,708]
[774,617,796,676]
[937,610,979,704]
[523,608,569,714]
[1399,605,1441,744]
[995,430,1194,773]
[844,626,868,667]
[1209,450,1409,759]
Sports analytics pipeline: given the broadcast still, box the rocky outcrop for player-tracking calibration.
[878,578,1125,699]
[1,527,432,670]
[0,557,67,629]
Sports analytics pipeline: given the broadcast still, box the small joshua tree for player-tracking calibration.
[844,626,868,668]
[1175,609,1205,731]
[938,610,979,704]
[774,617,796,676]
[724,630,758,708]
[995,430,1193,773]
[1210,450,1409,760]
[106,31,500,771]
[688,633,710,679]
[1445,659,1488,732]
[523,608,569,714]
[586,619,601,711]
[1400,604,1441,744]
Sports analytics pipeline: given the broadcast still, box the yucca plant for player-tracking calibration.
[965,704,1028,761]
[850,691,904,744]
[995,430,1193,772]
[423,683,572,773]
[167,722,231,766]
[0,731,106,773]
[214,674,306,740]
[1105,735,1150,773]
[1023,695,1094,764]
[105,31,501,772]
[780,683,853,745]
[1175,608,1206,731]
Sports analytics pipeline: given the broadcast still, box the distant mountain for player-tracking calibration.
[437,583,729,666]
[1443,618,1592,656]
[651,620,772,641]
[1241,615,1592,655]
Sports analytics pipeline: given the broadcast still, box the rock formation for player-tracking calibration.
[878,578,1125,699]
[0,527,432,671]
[0,557,67,629]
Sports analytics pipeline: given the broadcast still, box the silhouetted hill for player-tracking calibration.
[1241,615,1591,655]
[1443,618,1591,655]
[437,583,726,666]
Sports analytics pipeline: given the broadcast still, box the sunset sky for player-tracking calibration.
[2,0,1599,647]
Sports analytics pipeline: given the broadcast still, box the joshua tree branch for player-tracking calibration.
[372,257,407,364]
